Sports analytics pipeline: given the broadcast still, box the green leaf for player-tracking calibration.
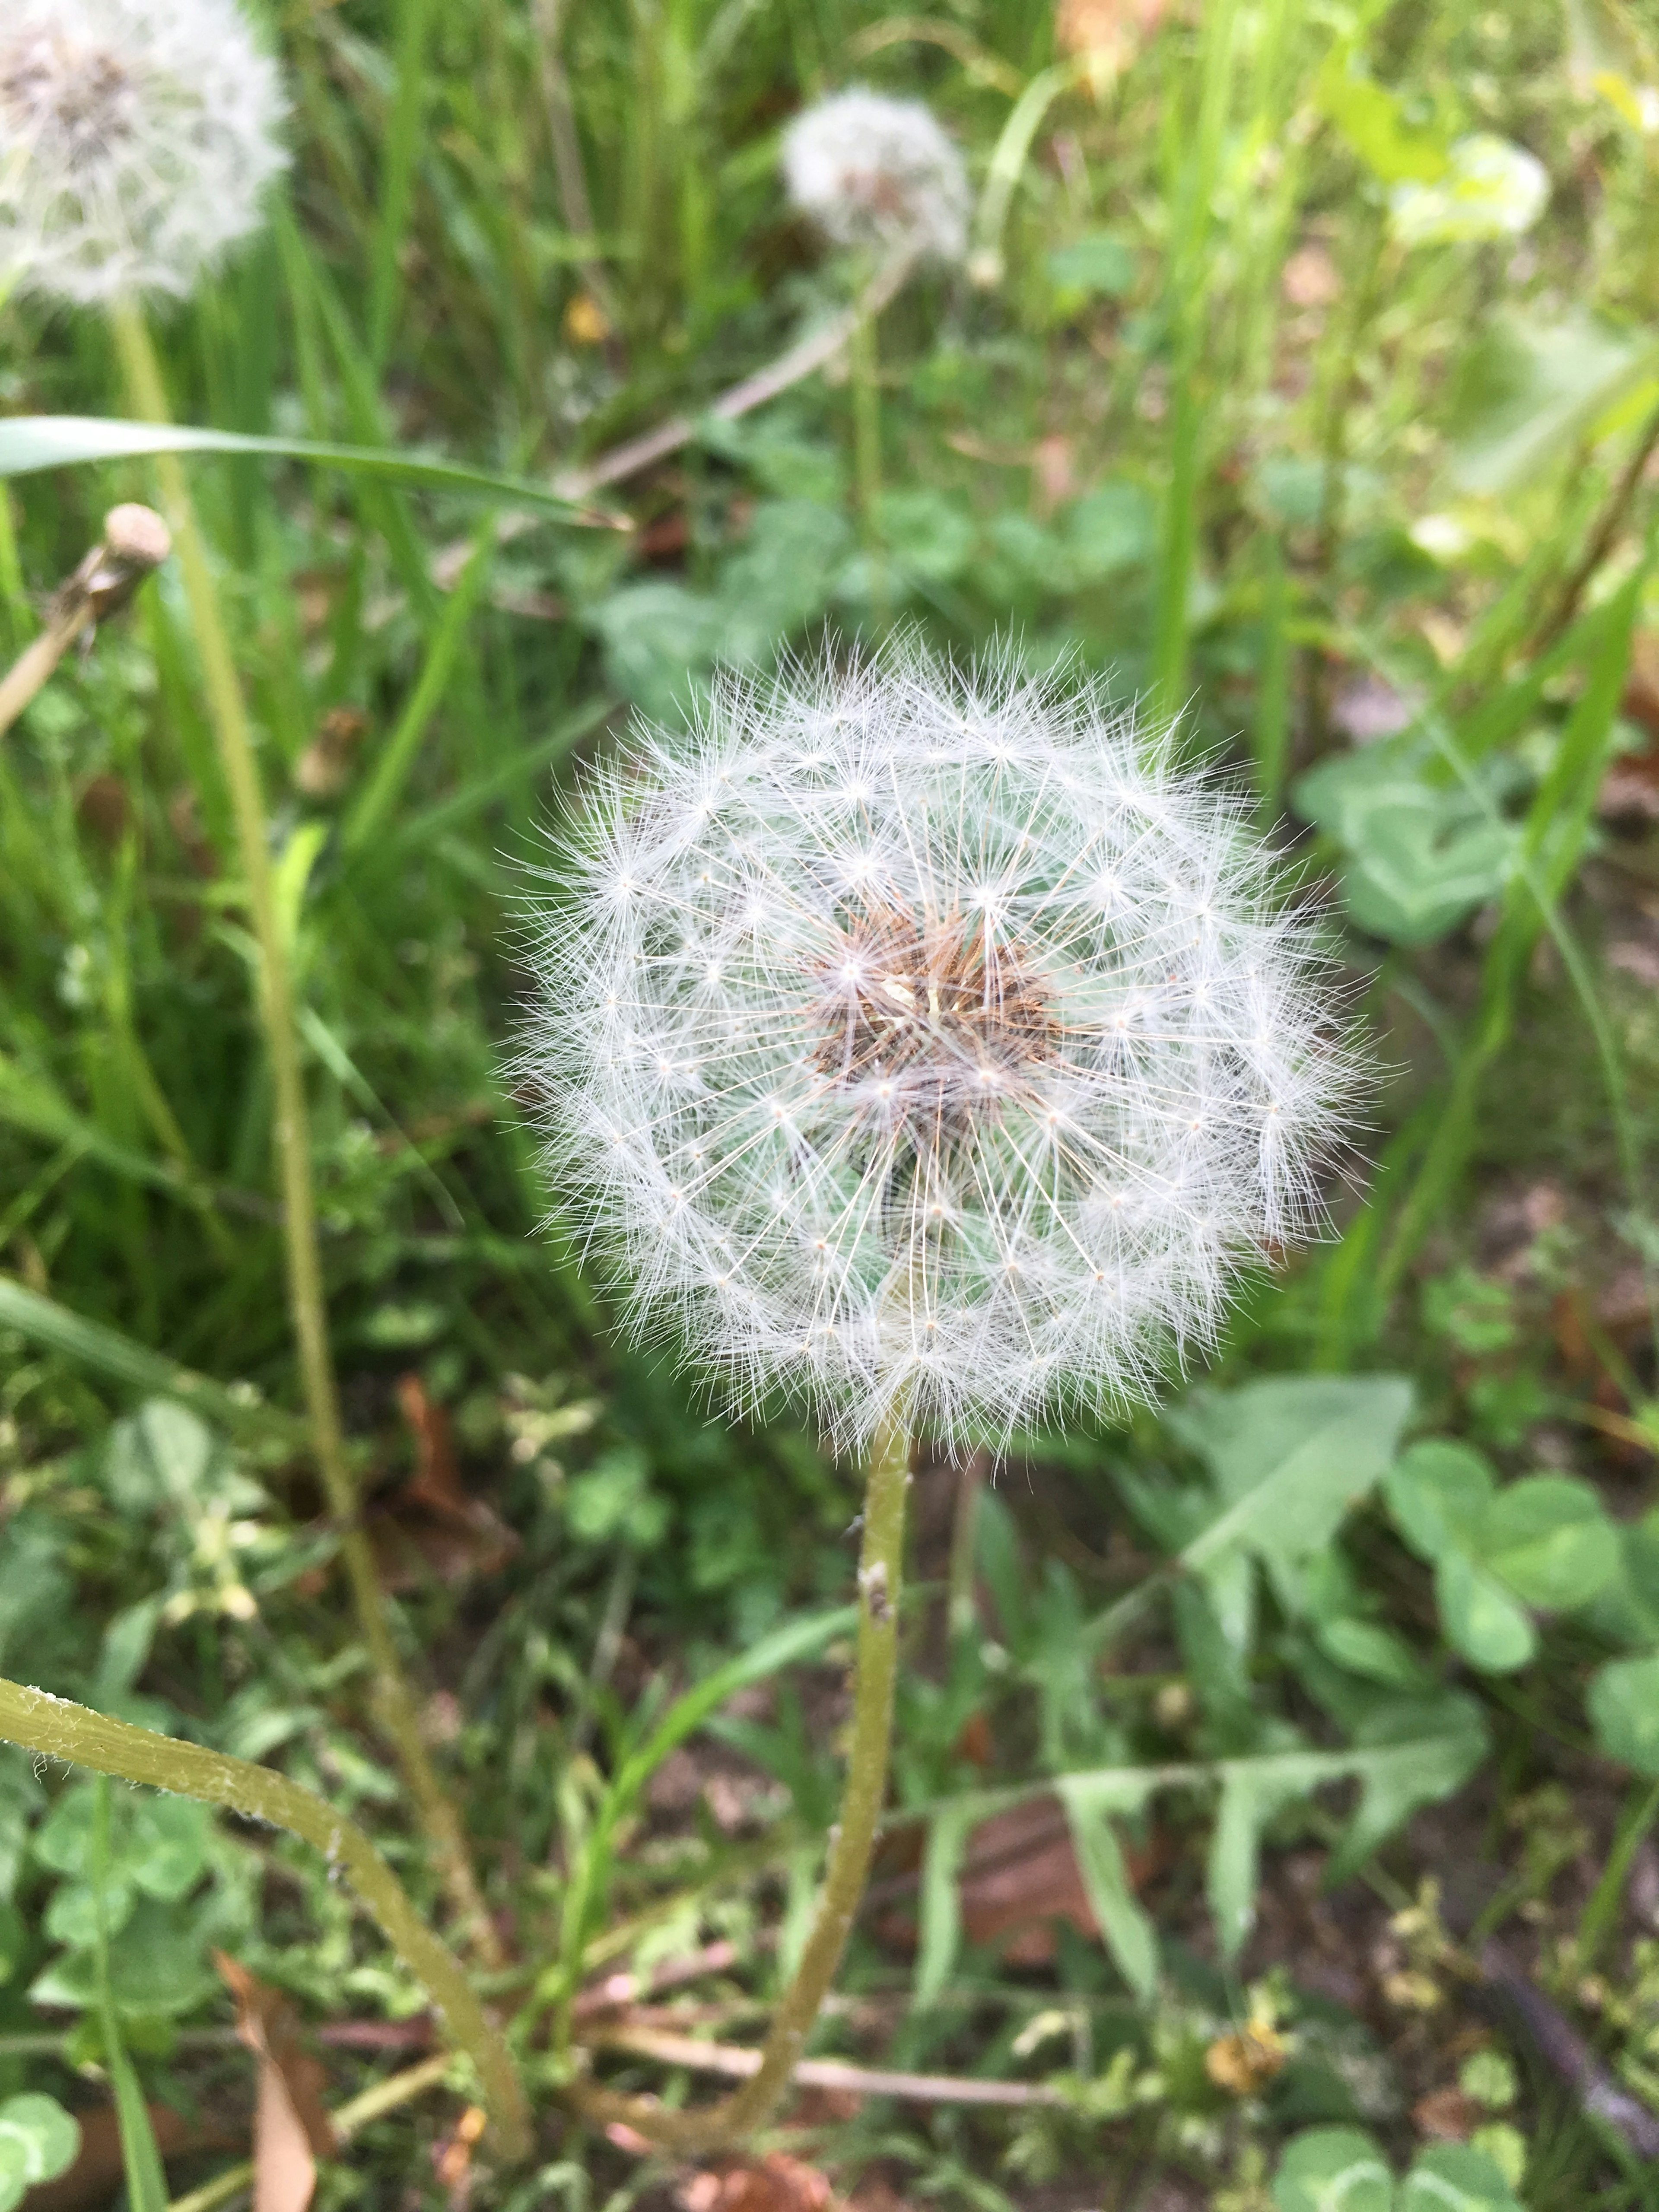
[1208,1755,1313,1956]
[1274,2125,1394,2212]
[0,415,606,522]
[1055,1774,1160,1998]
[1434,1549,1536,1673]
[1449,313,1653,496]
[1063,482,1157,580]
[1046,232,1137,297]
[1294,750,1515,946]
[1475,1476,1618,1610]
[1313,1618,1434,1692]
[129,1798,212,1903]
[564,1447,669,1550]
[1175,1375,1415,1577]
[1316,50,1449,184]
[31,1899,217,2018]
[1384,1440,1497,1560]
[0,2095,81,2212]
[1589,1653,1659,1774]
[1399,2142,1522,2212]
[104,1401,213,1513]
[876,489,975,583]
[914,1802,976,2009]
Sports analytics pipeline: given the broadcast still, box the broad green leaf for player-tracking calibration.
[1588,1653,1659,1774]
[1046,232,1136,296]
[714,498,853,667]
[1314,1618,1434,1692]
[1175,1375,1414,1576]
[590,580,721,720]
[1063,482,1157,579]
[1294,749,1514,946]
[129,1798,212,1903]
[1399,2142,1522,2212]
[1325,1701,1487,1879]
[1316,51,1449,184]
[0,2095,81,2212]
[1384,1440,1497,1560]
[0,415,606,521]
[1055,1773,1159,1998]
[1274,2125,1394,2212]
[31,1898,218,2018]
[1476,1476,1618,1610]
[1434,1549,1536,1673]
[1449,313,1653,496]
[914,1801,976,2008]
[104,1400,213,1513]
[877,489,975,583]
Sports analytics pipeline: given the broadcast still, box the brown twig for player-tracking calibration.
[550,252,916,504]
[0,504,170,739]
[581,2024,1065,2113]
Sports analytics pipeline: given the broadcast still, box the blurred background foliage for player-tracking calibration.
[6,0,1659,2206]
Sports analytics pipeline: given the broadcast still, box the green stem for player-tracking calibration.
[0,1680,529,2161]
[104,296,497,1967]
[569,1417,912,2148]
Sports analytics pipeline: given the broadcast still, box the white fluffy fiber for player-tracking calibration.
[782,88,969,263]
[0,0,286,305]
[525,644,1363,1452]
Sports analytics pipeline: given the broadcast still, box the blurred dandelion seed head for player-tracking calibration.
[0,0,286,305]
[782,88,969,264]
[523,643,1366,1451]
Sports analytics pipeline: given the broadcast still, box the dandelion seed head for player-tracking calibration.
[782,87,969,264]
[0,0,286,305]
[522,641,1367,1451]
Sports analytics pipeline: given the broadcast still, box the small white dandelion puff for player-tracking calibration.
[782,88,969,264]
[0,0,287,305]
[523,642,1366,1453]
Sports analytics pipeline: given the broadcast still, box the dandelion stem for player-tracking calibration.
[567,1415,912,2149]
[105,295,499,1970]
[0,1679,530,2162]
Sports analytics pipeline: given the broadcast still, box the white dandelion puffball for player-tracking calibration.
[0,0,287,305]
[782,88,969,263]
[526,646,1363,1452]
[1389,134,1548,250]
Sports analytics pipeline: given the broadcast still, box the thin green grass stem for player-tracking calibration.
[105,295,499,1968]
[568,1416,912,2149]
[0,1679,530,2162]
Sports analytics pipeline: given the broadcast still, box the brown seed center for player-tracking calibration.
[809,903,1056,1125]
[1,35,137,159]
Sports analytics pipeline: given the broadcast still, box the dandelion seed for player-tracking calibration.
[0,0,287,305]
[523,640,1366,1451]
[782,87,969,264]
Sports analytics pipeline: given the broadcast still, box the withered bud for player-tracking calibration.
[50,502,172,632]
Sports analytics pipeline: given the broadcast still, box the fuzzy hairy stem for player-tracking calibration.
[105,296,499,1969]
[0,1680,529,2162]
[566,1418,911,2150]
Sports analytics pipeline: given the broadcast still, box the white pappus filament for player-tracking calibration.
[524,642,1365,1452]
[0,0,286,305]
